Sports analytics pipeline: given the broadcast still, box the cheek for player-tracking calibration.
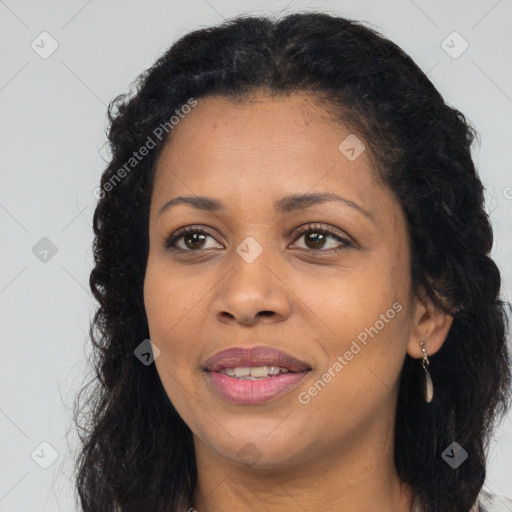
[143,265,199,393]
[144,267,204,424]
[309,264,409,396]
[317,258,404,340]
[144,255,202,340]
[299,308,408,437]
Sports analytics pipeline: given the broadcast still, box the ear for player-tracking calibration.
[406,289,454,359]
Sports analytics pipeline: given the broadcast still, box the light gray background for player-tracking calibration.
[1,0,511,510]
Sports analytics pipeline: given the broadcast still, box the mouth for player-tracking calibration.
[203,346,312,373]
[202,346,312,405]
[215,365,299,379]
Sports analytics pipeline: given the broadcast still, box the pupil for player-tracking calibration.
[306,232,325,249]
[183,232,326,250]
[185,233,205,249]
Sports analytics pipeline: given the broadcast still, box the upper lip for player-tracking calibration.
[203,346,312,373]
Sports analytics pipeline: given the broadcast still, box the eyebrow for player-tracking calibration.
[157,192,373,220]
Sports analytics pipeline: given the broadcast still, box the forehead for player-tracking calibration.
[158,93,344,161]
[151,93,393,222]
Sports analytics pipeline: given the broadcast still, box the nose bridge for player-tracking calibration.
[211,232,292,323]
[230,232,280,296]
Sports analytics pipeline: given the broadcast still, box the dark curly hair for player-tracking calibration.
[73,12,512,512]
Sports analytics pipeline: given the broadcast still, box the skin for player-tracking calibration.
[143,92,454,512]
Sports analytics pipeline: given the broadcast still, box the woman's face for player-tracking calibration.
[144,93,437,470]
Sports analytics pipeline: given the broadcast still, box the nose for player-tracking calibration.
[211,248,293,326]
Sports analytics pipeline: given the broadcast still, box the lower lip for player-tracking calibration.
[205,370,310,405]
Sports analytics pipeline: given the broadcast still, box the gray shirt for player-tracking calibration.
[413,489,512,512]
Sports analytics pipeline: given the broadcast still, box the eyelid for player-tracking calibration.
[292,223,352,246]
[164,224,219,249]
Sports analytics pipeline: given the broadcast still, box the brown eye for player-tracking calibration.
[303,231,327,250]
[164,223,352,254]
[164,226,223,251]
[182,232,207,250]
[292,224,352,253]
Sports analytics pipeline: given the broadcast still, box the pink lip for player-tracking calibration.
[205,370,310,405]
[202,346,312,405]
[202,346,311,373]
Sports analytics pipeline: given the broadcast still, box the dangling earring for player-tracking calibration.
[420,341,434,403]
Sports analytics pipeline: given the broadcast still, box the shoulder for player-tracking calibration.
[477,488,512,512]
[413,489,512,512]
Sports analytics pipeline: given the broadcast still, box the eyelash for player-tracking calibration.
[164,223,352,254]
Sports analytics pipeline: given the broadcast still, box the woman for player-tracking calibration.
[74,12,512,512]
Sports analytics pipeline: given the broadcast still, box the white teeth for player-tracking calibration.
[234,367,251,377]
[246,366,268,377]
[221,366,292,378]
